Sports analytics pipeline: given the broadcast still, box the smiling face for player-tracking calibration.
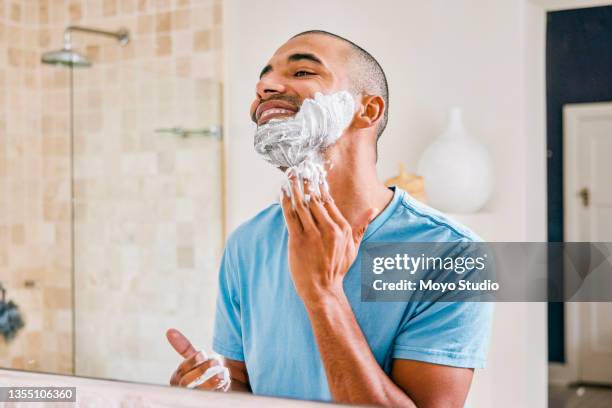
[250,34,354,127]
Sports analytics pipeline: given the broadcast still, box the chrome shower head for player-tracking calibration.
[41,48,92,68]
[40,25,129,69]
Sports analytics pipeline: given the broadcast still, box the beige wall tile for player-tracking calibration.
[175,55,190,76]
[153,0,172,10]
[137,0,149,13]
[43,286,72,310]
[103,0,117,17]
[212,3,222,25]
[156,11,172,32]
[11,224,25,245]
[156,34,171,55]
[1,0,224,384]
[193,29,209,51]
[68,1,83,22]
[38,1,49,24]
[120,0,137,14]
[172,9,189,30]
[10,1,22,23]
[137,14,153,34]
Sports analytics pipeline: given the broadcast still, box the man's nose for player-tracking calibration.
[256,76,286,99]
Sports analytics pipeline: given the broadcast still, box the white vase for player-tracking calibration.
[417,108,493,213]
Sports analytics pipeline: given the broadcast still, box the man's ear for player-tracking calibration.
[352,95,385,130]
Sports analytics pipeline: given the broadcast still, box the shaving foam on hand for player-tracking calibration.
[253,91,355,201]
[186,355,231,391]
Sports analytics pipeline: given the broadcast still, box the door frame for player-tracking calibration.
[563,102,612,241]
[548,102,612,385]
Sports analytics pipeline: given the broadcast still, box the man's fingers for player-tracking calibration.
[288,175,316,232]
[170,353,214,385]
[169,351,207,385]
[177,359,221,388]
[353,207,379,245]
[177,351,208,377]
[166,328,198,358]
[280,186,302,235]
[319,187,378,244]
[321,192,350,230]
[308,194,335,231]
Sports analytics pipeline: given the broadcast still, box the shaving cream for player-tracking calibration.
[254,91,355,199]
[186,357,231,391]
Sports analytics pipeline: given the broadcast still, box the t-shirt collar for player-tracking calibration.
[362,185,404,241]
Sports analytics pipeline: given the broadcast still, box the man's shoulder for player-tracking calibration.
[224,188,485,247]
[389,189,483,243]
[226,203,284,248]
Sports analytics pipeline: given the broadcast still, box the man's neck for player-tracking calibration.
[325,154,394,228]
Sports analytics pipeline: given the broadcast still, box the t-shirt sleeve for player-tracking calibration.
[212,245,245,361]
[393,301,494,368]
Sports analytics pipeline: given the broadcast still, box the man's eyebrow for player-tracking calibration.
[259,64,272,79]
[287,53,323,65]
[258,53,324,79]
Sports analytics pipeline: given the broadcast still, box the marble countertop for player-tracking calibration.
[0,368,343,407]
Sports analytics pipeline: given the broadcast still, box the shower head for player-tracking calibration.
[41,48,92,68]
[41,25,129,68]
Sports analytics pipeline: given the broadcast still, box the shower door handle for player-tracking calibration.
[154,126,222,139]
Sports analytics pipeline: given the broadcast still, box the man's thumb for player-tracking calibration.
[166,328,198,358]
[353,208,379,245]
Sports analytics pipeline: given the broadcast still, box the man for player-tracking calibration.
[167,30,493,407]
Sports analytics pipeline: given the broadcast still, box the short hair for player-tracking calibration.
[291,30,389,141]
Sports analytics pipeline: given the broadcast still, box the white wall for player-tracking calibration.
[222,0,548,406]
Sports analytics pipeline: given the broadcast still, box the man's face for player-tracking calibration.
[250,34,353,126]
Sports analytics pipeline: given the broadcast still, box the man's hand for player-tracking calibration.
[280,175,378,303]
[279,177,475,407]
[166,328,230,391]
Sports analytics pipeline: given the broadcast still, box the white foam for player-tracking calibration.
[253,91,355,200]
[186,363,230,391]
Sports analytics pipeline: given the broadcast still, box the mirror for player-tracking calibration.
[2,1,612,408]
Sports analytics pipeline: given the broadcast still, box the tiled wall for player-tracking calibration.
[0,0,74,375]
[0,0,224,384]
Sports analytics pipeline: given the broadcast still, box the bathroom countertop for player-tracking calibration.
[0,368,346,407]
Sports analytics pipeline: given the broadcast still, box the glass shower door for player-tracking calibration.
[71,60,224,384]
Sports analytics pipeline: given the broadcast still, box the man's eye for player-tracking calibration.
[294,71,314,77]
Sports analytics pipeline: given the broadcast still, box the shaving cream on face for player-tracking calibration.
[254,91,355,199]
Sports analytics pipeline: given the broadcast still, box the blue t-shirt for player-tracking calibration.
[213,187,493,401]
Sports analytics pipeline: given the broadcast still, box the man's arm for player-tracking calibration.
[280,178,475,407]
[224,358,251,392]
[392,359,474,407]
[306,292,473,407]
